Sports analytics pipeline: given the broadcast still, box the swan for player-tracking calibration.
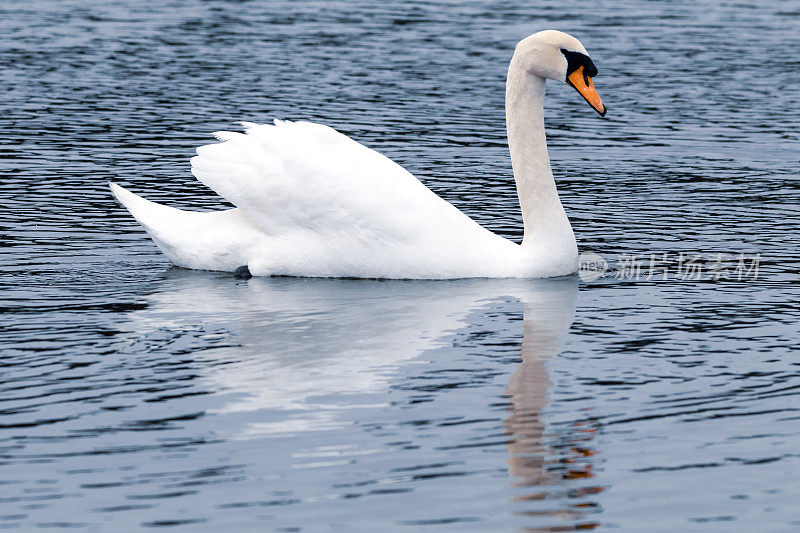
[110,30,605,279]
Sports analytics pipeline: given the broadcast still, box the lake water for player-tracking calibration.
[1,0,799,530]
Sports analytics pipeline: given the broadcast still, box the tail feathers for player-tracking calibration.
[109,182,185,228]
[109,182,264,272]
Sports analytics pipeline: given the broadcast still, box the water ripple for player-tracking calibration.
[1,0,799,531]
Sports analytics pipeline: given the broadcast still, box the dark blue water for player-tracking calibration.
[1,0,799,530]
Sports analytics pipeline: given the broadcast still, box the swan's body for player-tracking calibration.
[111,30,605,279]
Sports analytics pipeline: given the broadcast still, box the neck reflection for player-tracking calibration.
[505,281,602,529]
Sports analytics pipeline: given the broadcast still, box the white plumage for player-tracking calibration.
[111,30,604,279]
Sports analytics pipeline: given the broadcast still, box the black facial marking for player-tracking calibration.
[560,49,598,82]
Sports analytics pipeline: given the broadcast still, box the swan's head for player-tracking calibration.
[514,30,606,116]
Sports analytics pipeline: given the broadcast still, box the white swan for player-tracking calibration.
[111,30,605,279]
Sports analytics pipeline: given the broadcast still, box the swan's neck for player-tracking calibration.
[506,59,576,256]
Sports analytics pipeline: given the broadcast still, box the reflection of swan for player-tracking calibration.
[110,30,605,279]
[124,273,578,440]
[505,293,576,487]
[505,278,602,527]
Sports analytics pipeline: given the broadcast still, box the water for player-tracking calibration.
[1,0,799,530]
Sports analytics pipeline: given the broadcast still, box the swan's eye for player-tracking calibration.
[560,49,598,81]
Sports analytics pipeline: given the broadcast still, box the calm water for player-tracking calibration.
[2,0,800,530]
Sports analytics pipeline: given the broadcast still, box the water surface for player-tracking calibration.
[1,0,799,530]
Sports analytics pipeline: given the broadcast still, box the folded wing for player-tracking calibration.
[189,120,475,246]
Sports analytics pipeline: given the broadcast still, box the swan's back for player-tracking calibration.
[111,120,519,278]
[192,121,438,240]
[187,120,514,277]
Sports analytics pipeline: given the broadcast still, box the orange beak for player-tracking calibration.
[567,66,606,116]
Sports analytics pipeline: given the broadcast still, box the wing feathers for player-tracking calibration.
[190,120,444,242]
